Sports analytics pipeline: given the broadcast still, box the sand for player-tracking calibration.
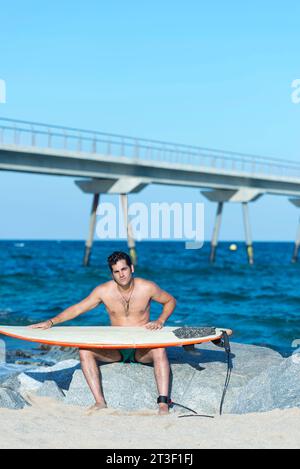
[0,396,299,449]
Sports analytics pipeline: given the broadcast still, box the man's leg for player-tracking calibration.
[79,348,121,410]
[135,347,170,415]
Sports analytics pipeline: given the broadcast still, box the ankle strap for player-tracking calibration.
[157,395,172,404]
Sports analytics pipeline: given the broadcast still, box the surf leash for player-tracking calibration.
[172,327,233,418]
[216,330,232,415]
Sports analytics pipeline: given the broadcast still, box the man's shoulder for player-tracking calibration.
[134,278,158,290]
[93,280,114,294]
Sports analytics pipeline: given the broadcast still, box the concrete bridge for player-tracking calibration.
[1,117,300,264]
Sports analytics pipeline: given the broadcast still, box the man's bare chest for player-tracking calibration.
[103,291,150,315]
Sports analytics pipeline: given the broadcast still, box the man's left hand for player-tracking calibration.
[145,320,164,330]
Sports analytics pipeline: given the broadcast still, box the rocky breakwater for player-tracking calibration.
[0,342,299,414]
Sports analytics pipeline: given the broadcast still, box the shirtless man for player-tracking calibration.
[30,251,177,415]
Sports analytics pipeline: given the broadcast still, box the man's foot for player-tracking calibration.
[158,403,169,415]
[85,402,107,415]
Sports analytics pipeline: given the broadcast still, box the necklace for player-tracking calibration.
[117,279,134,316]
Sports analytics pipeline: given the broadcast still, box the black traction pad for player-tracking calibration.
[172,326,216,339]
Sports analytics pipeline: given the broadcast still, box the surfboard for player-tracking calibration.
[0,325,232,349]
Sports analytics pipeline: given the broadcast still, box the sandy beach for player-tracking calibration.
[0,395,299,449]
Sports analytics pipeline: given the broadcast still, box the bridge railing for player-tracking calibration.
[0,117,299,179]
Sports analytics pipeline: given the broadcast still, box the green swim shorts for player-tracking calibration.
[119,348,138,364]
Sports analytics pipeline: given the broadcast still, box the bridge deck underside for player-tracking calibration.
[1,145,300,196]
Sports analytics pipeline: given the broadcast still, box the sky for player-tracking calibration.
[0,0,300,241]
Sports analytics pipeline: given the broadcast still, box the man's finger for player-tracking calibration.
[145,322,162,330]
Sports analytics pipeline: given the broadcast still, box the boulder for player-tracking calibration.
[166,341,283,414]
[0,363,31,385]
[35,380,65,401]
[65,363,157,408]
[230,354,300,414]
[20,359,80,392]
[0,387,27,409]
[2,372,41,396]
[38,346,79,363]
[2,359,79,397]
[64,341,284,414]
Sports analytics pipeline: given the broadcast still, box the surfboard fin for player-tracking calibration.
[183,344,195,352]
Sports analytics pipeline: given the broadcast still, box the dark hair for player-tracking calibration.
[107,251,132,271]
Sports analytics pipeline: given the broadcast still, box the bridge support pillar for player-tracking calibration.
[83,193,99,266]
[242,202,254,265]
[291,218,300,263]
[210,202,224,263]
[76,177,148,266]
[289,199,300,263]
[120,194,137,266]
[202,188,263,264]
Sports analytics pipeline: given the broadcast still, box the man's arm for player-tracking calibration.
[145,282,176,330]
[29,286,103,329]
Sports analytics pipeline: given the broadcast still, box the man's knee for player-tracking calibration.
[135,347,167,364]
[152,347,168,361]
[80,348,122,364]
[79,348,95,362]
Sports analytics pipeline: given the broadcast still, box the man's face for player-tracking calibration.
[111,259,134,287]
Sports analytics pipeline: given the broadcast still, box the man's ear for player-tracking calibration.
[131,265,135,274]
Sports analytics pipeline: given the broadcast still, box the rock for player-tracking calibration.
[230,354,300,414]
[2,359,79,398]
[1,375,20,392]
[0,366,24,386]
[38,344,52,352]
[3,372,44,399]
[0,387,27,409]
[6,345,79,368]
[166,341,284,414]
[15,360,36,366]
[194,341,283,380]
[15,350,32,358]
[1,341,291,415]
[21,359,80,392]
[65,363,157,409]
[64,341,284,414]
[39,346,79,362]
[35,380,65,401]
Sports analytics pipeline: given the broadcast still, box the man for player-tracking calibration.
[30,251,177,415]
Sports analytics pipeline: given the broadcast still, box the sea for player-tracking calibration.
[0,240,300,363]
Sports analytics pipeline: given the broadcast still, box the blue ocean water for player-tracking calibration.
[0,240,299,357]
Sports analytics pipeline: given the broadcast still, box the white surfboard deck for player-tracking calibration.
[0,325,232,349]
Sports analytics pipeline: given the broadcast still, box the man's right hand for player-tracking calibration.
[28,320,53,330]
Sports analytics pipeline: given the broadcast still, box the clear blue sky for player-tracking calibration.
[0,0,299,241]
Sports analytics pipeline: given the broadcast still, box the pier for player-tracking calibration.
[1,117,300,264]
